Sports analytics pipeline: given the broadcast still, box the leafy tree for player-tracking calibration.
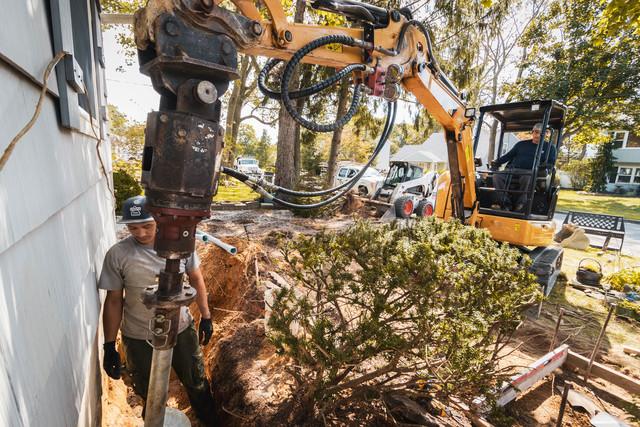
[269,219,540,419]
[505,0,640,151]
[100,0,145,68]
[112,159,142,212]
[108,104,145,159]
[108,104,144,211]
[562,159,591,190]
[596,0,640,42]
[586,140,616,192]
[301,129,322,175]
[236,125,275,168]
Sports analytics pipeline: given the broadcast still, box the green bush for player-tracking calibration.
[268,218,541,419]
[617,300,640,323]
[113,160,142,213]
[607,267,640,292]
[563,159,591,190]
[586,142,616,193]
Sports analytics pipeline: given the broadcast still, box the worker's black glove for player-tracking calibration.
[103,341,121,379]
[489,161,499,171]
[199,318,213,345]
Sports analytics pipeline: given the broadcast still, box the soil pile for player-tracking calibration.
[196,237,293,426]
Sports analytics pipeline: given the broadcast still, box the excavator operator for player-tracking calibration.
[490,123,557,212]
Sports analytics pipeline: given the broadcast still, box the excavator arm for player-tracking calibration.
[131,2,480,424]
[134,0,478,225]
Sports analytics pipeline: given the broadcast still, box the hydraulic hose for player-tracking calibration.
[258,59,366,101]
[280,34,365,132]
[267,101,395,209]
[222,101,394,200]
[222,101,397,209]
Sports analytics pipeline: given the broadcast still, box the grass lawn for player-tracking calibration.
[557,190,640,221]
[213,182,259,202]
[536,248,640,380]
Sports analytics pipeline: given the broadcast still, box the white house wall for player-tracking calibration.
[0,1,115,425]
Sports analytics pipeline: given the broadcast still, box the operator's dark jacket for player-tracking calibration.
[495,139,557,169]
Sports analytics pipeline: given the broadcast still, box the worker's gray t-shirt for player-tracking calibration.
[98,236,200,340]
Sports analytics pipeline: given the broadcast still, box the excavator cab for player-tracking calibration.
[474,100,567,221]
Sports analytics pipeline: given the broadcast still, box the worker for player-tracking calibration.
[491,122,556,211]
[99,195,215,424]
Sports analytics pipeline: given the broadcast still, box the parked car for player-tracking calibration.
[333,164,385,196]
[234,157,264,179]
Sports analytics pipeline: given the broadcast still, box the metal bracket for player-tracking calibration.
[64,54,86,94]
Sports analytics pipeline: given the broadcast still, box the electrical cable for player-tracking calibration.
[222,101,396,209]
[280,34,365,133]
[82,81,115,199]
[1,51,65,173]
[240,100,394,209]
[258,59,366,101]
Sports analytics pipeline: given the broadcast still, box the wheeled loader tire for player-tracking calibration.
[416,199,434,217]
[394,196,414,219]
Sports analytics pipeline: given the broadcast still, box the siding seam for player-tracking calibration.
[0,53,60,98]
[0,176,113,257]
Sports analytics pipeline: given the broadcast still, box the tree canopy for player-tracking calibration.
[505,0,640,141]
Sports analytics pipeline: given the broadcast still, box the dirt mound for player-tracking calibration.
[196,237,264,326]
[210,320,293,426]
[195,237,293,426]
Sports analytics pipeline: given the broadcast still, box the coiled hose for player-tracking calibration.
[258,59,366,101]
[280,34,365,132]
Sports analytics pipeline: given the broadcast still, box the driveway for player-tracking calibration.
[553,213,640,257]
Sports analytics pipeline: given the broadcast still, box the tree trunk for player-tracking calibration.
[326,80,350,187]
[275,0,306,189]
[486,70,500,161]
[275,107,298,188]
[225,55,251,164]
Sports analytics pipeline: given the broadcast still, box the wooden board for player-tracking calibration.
[497,345,569,407]
[565,350,640,394]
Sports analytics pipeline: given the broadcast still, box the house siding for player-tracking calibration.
[0,1,115,425]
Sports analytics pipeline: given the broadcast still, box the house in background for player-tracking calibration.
[608,130,640,192]
[383,126,518,172]
[0,0,114,425]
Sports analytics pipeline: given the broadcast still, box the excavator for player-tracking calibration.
[131,0,564,424]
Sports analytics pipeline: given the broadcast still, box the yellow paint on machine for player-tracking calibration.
[478,214,555,247]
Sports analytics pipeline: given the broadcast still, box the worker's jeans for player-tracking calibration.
[122,322,215,423]
[493,168,531,209]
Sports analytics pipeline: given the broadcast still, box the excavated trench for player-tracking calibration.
[102,235,295,426]
[102,211,640,426]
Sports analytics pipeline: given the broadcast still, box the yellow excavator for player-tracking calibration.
[131,1,564,423]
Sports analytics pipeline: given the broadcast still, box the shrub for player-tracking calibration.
[606,267,640,292]
[562,159,591,190]
[268,218,541,418]
[617,300,640,323]
[113,159,142,213]
[586,142,616,193]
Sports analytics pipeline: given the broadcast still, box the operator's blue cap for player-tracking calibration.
[118,195,154,224]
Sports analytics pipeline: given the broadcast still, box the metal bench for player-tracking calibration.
[563,211,625,251]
